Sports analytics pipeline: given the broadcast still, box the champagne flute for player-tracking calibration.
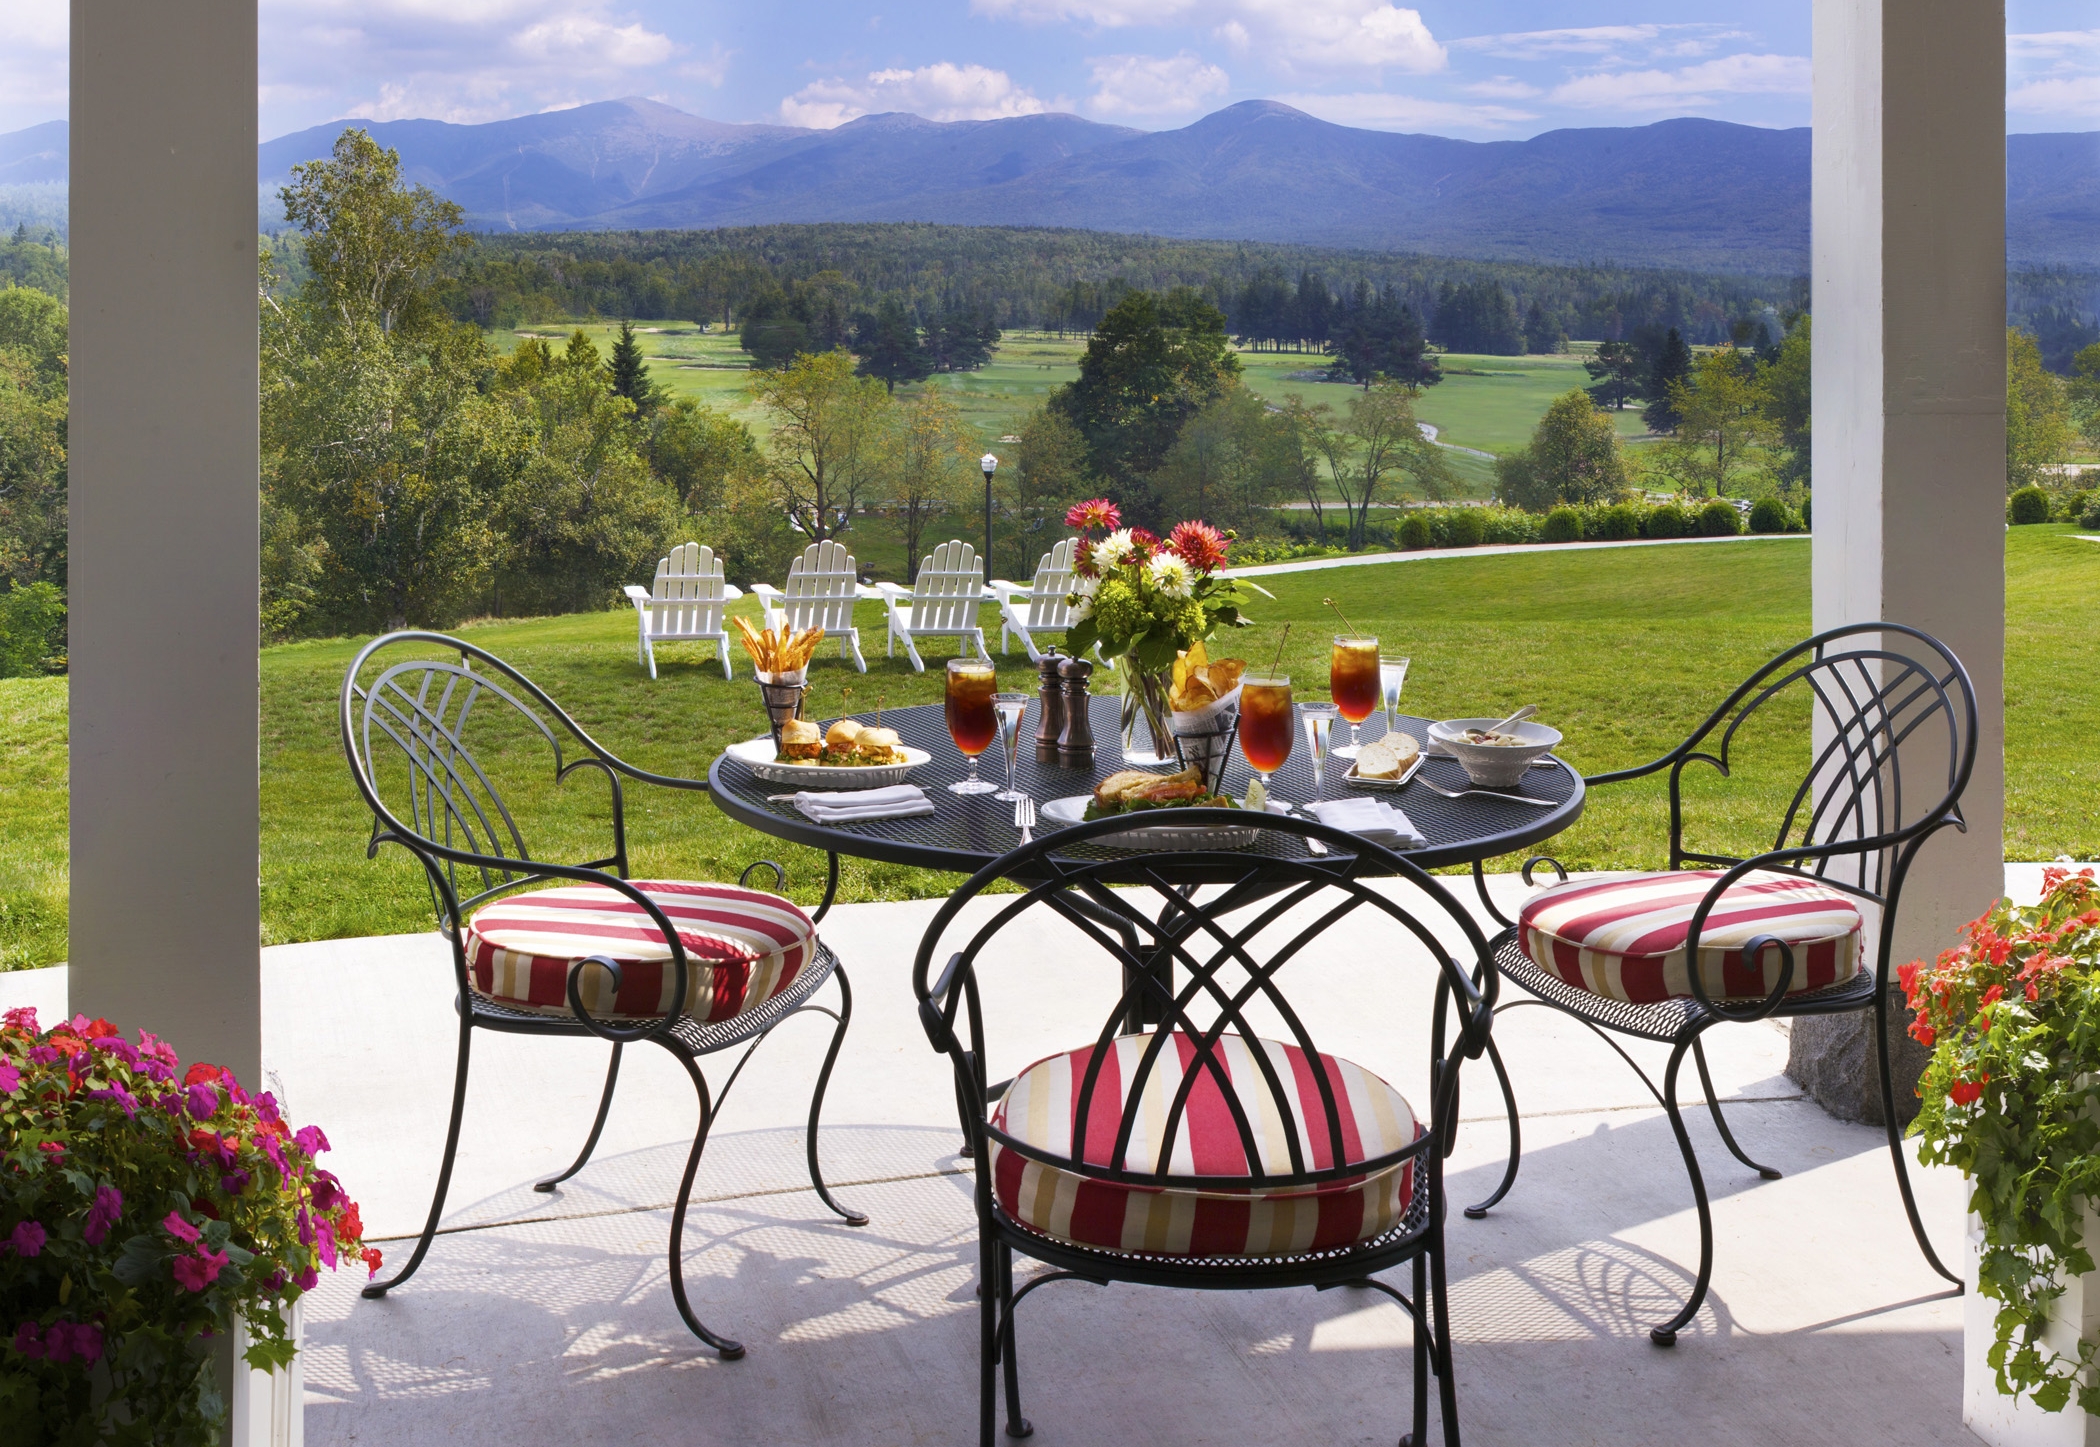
[993,692,1029,801]
[1379,655,1411,736]
[1300,702,1339,796]
[1329,635,1379,758]
[945,659,1000,795]
[1238,673,1293,803]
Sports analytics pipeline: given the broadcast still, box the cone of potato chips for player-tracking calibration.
[1167,642,1246,794]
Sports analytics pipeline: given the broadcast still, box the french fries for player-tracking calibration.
[733,617,825,674]
[1169,641,1248,712]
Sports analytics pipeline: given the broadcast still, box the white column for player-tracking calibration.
[69,3,261,1084]
[1798,0,2006,1118]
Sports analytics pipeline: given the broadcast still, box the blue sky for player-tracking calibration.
[1,1,2096,140]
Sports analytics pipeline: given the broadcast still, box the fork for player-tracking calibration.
[1408,775,1561,808]
[1013,795,1037,844]
[1279,801,1329,854]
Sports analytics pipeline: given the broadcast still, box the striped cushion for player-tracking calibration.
[1517,870,1866,1006]
[989,1031,1417,1259]
[463,880,816,1024]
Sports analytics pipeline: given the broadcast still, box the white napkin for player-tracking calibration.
[793,784,936,823]
[1307,796,1426,847]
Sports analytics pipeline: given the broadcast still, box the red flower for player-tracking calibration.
[1908,1019,1936,1047]
[361,1246,384,1279]
[1166,520,1230,575]
[183,1063,225,1088]
[1897,960,1921,1000]
[1948,1076,1988,1106]
[1065,499,1121,533]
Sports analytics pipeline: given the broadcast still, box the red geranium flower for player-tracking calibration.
[1948,1076,1987,1106]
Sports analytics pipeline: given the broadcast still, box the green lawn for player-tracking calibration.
[3,528,2096,969]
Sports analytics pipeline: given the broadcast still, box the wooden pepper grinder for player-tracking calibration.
[1057,656,1095,766]
[1034,648,1066,763]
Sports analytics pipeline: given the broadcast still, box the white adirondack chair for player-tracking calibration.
[876,539,991,672]
[988,537,1085,664]
[623,542,743,680]
[749,538,868,673]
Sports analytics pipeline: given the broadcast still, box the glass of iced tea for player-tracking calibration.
[1329,635,1380,758]
[1238,673,1294,793]
[945,659,1000,795]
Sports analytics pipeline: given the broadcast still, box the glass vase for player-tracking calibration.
[1119,665,1177,765]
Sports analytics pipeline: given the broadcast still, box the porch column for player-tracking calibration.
[69,2,261,1083]
[1792,0,2006,1122]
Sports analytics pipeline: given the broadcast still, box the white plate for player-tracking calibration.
[1040,795,1262,850]
[724,736,932,789]
[1343,751,1426,791]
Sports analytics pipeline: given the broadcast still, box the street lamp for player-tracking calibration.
[980,453,998,573]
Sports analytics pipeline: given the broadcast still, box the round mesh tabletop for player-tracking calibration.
[706,695,1583,877]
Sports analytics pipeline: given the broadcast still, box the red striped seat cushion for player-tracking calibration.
[989,1031,1417,1259]
[463,881,816,1024]
[1517,870,1866,1006]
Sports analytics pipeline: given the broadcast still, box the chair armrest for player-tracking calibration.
[748,583,784,601]
[623,585,651,604]
[723,583,744,600]
[987,580,1026,599]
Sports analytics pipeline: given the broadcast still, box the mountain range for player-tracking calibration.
[10,99,2099,274]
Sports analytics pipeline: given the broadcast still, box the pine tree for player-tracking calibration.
[1642,328,1694,433]
[608,319,657,414]
[851,297,931,392]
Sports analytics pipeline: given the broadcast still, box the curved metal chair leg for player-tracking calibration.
[663,1047,745,1359]
[535,1043,622,1194]
[1401,1250,1430,1447]
[1463,1035,1523,1219]
[1875,984,1962,1287]
[1650,1032,1716,1347]
[364,1017,473,1299]
[978,1235,1000,1447]
[806,966,869,1226]
[997,1244,1033,1438]
[1430,1221,1462,1445]
[1691,1035,1781,1181]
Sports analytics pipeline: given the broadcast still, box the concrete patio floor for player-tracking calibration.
[4,871,2029,1446]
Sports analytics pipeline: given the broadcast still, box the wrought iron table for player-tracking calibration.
[706,694,1585,913]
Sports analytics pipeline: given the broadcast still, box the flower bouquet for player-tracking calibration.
[1905,868,2100,1416]
[0,1008,376,1445]
[1061,500,1267,762]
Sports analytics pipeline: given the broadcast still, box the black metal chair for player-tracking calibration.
[1462,621,1976,1345]
[340,630,866,1358]
[913,810,1498,1447]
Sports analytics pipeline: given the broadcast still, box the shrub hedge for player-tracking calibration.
[1542,506,1583,543]
[1367,496,1805,554]
[2009,486,2052,525]
[1748,497,1797,534]
[1698,498,1745,536]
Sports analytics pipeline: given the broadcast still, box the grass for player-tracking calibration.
[5,526,2098,969]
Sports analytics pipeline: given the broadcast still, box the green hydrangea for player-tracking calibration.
[1091,577,1149,643]
[1149,595,1206,644]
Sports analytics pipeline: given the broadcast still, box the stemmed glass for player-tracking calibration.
[1379,655,1412,735]
[1238,673,1293,802]
[944,659,1000,795]
[993,692,1030,802]
[1299,702,1339,795]
[1329,635,1380,758]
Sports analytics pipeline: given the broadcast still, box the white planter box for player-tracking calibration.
[1966,1215,2100,1447]
[229,1299,304,1447]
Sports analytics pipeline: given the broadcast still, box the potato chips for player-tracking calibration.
[1169,641,1247,712]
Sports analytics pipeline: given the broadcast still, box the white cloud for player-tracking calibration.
[1278,91,1535,132]
[2009,29,2100,119]
[1463,76,1540,100]
[0,0,68,133]
[2010,76,2100,120]
[974,0,1444,76]
[1087,53,1229,117]
[780,63,1048,128]
[511,15,673,68]
[2009,30,2100,61]
[1550,53,1810,112]
[1452,24,1667,60]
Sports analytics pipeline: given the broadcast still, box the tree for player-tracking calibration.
[2069,342,2100,456]
[1585,341,1642,410]
[887,384,977,578]
[1431,281,1523,355]
[924,305,1001,373]
[1523,302,1566,355]
[277,129,470,338]
[1327,284,1440,391]
[1496,390,1627,511]
[607,319,661,416]
[0,286,68,591]
[648,398,760,514]
[1659,347,1768,496]
[1049,288,1240,520]
[1307,383,1451,549]
[2007,326,2072,495]
[1152,382,1295,535]
[1641,328,1693,434]
[747,349,891,544]
[1757,314,1811,495]
[852,297,931,393]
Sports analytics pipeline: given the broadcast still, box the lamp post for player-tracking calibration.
[980,453,998,573]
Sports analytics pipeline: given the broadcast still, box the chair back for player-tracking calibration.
[912,814,1497,1216]
[908,539,984,630]
[1019,537,1079,628]
[1597,622,1977,909]
[648,543,729,637]
[780,539,860,632]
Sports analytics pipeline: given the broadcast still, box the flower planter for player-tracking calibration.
[230,1299,306,1447]
[1966,1212,2100,1447]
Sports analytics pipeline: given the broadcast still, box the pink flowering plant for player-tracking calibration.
[1061,501,1260,672]
[0,1007,378,1445]
[1905,868,2100,1414]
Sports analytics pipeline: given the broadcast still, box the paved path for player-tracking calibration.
[1226,531,1798,579]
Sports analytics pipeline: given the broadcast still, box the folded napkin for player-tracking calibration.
[1307,796,1426,848]
[793,784,936,824]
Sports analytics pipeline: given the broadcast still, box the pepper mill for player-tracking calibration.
[1057,656,1096,765]
[1034,648,1066,763]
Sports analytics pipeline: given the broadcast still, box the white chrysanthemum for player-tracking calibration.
[1092,529,1135,573]
[1069,590,1094,620]
[1148,552,1194,600]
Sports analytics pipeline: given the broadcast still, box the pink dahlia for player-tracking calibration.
[1166,521,1229,575]
[1065,498,1121,533]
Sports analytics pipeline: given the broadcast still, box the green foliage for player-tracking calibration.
[0,583,65,678]
[647,399,760,515]
[1298,383,1452,549]
[1444,508,1487,547]
[747,349,892,546]
[1497,390,1627,512]
[2060,490,2093,525]
[1656,348,1769,498]
[1429,280,1524,355]
[1644,502,1691,539]
[1758,314,1811,492]
[1798,494,1810,530]
[0,287,67,591]
[1640,327,1693,434]
[888,385,978,577]
[1747,496,1797,534]
[1397,514,1432,549]
[2009,328,2072,495]
[1542,506,1582,543]
[851,296,930,393]
[1697,497,1744,536]
[1327,283,1440,388]
[0,232,66,303]
[1906,871,2100,1415]
[1595,502,1644,541]
[1153,382,1301,537]
[2011,486,2054,525]
[606,319,660,416]
[279,131,469,338]
[1584,339,1643,411]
